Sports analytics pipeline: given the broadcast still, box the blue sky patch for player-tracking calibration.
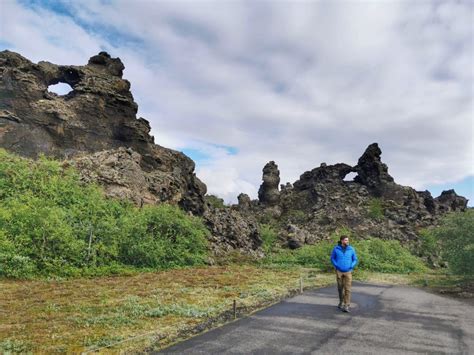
[19,0,145,49]
[0,40,12,50]
[215,145,238,155]
[181,148,210,164]
[181,144,238,166]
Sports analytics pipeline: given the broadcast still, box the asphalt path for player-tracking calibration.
[159,282,474,354]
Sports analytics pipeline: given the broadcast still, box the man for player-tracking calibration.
[330,235,358,313]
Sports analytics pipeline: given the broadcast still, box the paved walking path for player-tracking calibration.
[160,282,474,354]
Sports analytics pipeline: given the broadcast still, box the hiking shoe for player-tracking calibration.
[338,303,343,310]
[342,306,351,313]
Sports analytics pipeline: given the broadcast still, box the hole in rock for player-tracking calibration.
[343,172,358,182]
[48,82,73,96]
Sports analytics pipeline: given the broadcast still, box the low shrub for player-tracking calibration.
[264,232,428,274]
[119,205,209,268]
[259,224,278,253]
[367,198,384,220]
[433,210,474,275]
[353,238,427,273]
[0,149,209,278]
[204,195,225,209]
[0,253,36,278]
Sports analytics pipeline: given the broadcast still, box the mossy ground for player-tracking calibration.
[0,265,333,353]
[1,265,469,353]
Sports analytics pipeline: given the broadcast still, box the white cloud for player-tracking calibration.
[0,0,472,203]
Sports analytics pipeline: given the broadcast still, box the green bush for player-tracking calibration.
[0,149,209,278]
[264,232,428,274]
[119,205,209,268]
[353,238,427,273]
[264,240,335,270]
[414,228,443,267]
[368,198,384,220]
[204,195,225,209]
[0,253,36,278]
[259,224,278,253]
[433,210,474,275]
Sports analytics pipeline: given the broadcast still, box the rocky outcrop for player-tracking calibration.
[0,50,206,215]
[354,143,394,196]
[258,161,280,206]
[239,143,469,248]
[203,207,262,257]
[70,147,206,210]
[280,224,316,249]
[293,162,353,190]
[435,189,469,214]
[237,193,252,210]
[1,51,468,256]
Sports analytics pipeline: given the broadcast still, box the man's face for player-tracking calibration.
[341,237,349,246]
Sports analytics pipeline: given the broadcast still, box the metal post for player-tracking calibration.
[233,299,237,319]
[300,276,303,293]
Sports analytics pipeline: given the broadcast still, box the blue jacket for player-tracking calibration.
[331,244,358,272]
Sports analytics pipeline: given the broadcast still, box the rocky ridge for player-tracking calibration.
[237,143,468,249]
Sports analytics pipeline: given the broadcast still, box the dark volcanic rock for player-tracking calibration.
[293,162,353,190]
[258,161,280,206]
[0,50,206,215]
[237,193,252,210]
[203,207,263,257]
[240,143,469,248]
[435,189,468,213]
[354,143,394,196]
[281,224,316,249]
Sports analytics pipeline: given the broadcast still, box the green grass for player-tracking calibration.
[0,265,334,353]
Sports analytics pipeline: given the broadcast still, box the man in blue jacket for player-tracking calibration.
[330,235,358,313]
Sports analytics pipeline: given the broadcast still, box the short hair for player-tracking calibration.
[340,235,349,242]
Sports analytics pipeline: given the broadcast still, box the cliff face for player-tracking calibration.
[0,50,206,214]
[238,143,468,248]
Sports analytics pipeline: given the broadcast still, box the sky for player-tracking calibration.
[1,0,473,205]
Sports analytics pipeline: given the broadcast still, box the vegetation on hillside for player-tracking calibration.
[429,209,474,275]
[0,149,209,278]
[263,229,428,274]
[367,198,384,220]
[2,148,471,280]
